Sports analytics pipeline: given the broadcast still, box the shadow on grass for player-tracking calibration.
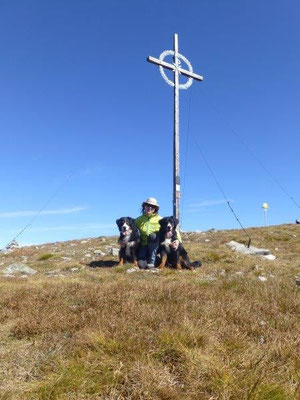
[88,260,117,268]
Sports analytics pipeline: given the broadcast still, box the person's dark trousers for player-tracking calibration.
[137,233,159,268]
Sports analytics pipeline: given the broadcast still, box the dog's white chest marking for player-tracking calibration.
[162,238,172,246]
[162,237,172,253]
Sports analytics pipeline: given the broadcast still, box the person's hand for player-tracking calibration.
[148,233,157,242]
[171,240,179,250]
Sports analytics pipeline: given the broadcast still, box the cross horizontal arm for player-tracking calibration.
[147,56,203,82]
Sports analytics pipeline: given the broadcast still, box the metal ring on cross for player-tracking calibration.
[159,50,194,90]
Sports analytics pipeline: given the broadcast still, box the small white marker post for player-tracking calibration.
[147,34,203,220]
[262,202,269,227]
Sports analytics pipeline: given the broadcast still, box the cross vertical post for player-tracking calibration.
[147,34,203,222]
[173,33,180,219]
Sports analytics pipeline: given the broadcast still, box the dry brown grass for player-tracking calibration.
[0,224,299,399]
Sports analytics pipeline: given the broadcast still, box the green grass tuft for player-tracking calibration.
[37,253,54,261]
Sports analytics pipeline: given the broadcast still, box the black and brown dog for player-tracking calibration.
[158,216,202,270]
[116,217,140,268]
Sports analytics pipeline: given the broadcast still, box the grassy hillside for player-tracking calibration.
[0,224,299,399]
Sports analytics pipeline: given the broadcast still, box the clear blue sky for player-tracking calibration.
[1,0,299,247]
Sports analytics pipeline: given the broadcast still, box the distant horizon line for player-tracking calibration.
[8,221,294,249]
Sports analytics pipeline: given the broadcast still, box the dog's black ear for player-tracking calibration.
[159,218,164,226]
[173,217,179,227]
[116,218,120,226]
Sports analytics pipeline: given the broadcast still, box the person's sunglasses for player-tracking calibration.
[145,204,156,209]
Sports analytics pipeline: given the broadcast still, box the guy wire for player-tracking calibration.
[4,172,74,248]
[202,87,300,209]
[192,134,252,247]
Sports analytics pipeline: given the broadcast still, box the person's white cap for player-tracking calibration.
[142,197,159,209]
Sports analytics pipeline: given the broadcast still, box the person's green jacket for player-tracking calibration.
[135,214,182,246]
[135,213,162,245]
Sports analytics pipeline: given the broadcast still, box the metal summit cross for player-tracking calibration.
[147,33,203,220]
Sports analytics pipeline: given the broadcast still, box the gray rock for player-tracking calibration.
[6,240,19,250]
[110,248,119,257]
[258,276,267,282]
[295,277,300,286]
[2,240,18,253]
[94,249,106,256]
[258,336,265,345]
[263,254,276,261]
[2,263,37,275]
[235,271,244,276]
[148,268,159,273]
[126,267,139,273]
[226,241,271,256]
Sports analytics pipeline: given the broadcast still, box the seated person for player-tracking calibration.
[135,197,180,269]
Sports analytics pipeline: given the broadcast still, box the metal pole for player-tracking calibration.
[264,209,267,227]
[173,33,180,220]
